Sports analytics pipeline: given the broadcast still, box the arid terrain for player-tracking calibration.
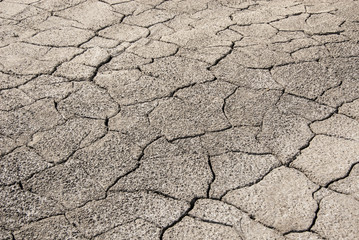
[1,0,359,239]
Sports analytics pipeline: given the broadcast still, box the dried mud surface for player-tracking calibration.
[1,0,359,239]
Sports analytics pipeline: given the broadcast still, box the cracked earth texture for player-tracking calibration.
[0,0,359,239]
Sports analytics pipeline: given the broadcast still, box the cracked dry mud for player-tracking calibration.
[0,0,358,239]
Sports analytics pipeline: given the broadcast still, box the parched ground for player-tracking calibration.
[1,0,359,239]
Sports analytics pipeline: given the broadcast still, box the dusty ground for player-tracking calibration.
[1,0,359,239]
